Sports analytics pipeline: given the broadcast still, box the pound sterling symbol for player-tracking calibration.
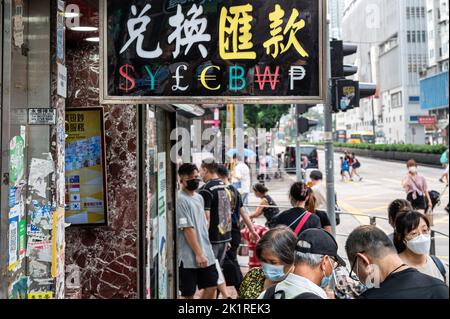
[263,4,309,59]
[219,4,256,60]
[120,4,162,59]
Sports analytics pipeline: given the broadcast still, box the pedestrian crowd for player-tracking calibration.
[175,154,448,300]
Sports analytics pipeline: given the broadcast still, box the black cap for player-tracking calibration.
[296,229,346,267]
[310,170,323,180]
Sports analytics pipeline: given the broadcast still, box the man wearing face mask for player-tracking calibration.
[260,228,346,299]
[346,225,448,299]
[176,163,218,299]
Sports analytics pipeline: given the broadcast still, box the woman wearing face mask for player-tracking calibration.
[270,182,322,237]
[238,226,297,299]
[394,211,447,283]
[402,159,432,215]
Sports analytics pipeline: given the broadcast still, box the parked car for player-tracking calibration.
[284,145,319,173]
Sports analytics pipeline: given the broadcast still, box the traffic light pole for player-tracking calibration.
[324,20,337,236]
[295,105,303,182]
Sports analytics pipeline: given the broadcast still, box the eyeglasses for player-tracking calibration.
[348,251,365,282]
[405,228,431,241]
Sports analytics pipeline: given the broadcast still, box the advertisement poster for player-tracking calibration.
[9,135,25,186]
[102,0,325,105]
[65,108,107,225]
[157,152,168,299]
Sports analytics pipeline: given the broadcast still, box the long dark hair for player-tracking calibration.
[289,182,311,203]
[393,211,430,253]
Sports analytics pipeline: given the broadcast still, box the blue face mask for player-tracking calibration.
[261,263,287,282]
[320,257,335,288]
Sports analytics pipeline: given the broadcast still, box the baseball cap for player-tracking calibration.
[310,170,323,180]
[295,228,346,267]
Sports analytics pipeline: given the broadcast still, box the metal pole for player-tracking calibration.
[235,104,245,162]
[324,18,337,236]
[295,105,303,182]
[371,98,376,144]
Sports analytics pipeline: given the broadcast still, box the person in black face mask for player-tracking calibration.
[176,163,218,299]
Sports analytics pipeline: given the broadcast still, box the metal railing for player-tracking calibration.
[241,204,449,266]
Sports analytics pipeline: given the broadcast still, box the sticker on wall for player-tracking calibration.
[8,276,28,299]
[9,136,25,186]
[57,63,67,98]
[13,0,24,47]
[18,219,26,260]
[28,291,53,299]
[52,208,65,278]
[28,158,54,197]
[8,218,19,267]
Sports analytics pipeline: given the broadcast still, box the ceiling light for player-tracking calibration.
[85,37,100,42]
[70,26,98,32]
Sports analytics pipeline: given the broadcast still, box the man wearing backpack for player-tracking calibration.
[259,228,346,299]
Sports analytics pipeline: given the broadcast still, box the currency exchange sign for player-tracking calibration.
[101,0,326,104]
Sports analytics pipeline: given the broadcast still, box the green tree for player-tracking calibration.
[243,104,290,129]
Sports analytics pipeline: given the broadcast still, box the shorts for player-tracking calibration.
[407,193,427,210]
[179,262,218,297]
[211,242,228,266]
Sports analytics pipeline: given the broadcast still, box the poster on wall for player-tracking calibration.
[101,0,326,105]
[157,152,168,299]
[65,108,108,225]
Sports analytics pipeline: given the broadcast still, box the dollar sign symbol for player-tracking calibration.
[119,64,136,93]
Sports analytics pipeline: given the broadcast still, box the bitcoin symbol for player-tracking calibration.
[119,64,136,93]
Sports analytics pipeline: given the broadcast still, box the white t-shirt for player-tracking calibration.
[233,162,251,193]
[258,273,328,299]
[311,183,327,210]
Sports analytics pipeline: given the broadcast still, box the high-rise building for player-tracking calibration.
[329,0,345,39]
[336,0,429,144]
[419,0,449,144]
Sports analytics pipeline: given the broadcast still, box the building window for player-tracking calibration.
[407,31,411,43]
[422,31,426,42]
[406,7,411,19]
[391,92,402,108]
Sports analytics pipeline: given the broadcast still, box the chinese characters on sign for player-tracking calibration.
[102,0,325,104]
[65,108,108,225]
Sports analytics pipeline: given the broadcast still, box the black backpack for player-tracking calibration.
[431,255,447,283]
[262,284,323,299]
[428,191,441,210]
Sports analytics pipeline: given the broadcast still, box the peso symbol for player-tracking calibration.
[119,64,136,93]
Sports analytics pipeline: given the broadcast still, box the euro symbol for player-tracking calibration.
[119,64,136,93]
[199,65,221,90]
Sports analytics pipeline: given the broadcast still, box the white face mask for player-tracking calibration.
[406,234,431,255]
[408,166,417,174]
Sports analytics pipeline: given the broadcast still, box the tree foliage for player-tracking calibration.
[243,104,291,129]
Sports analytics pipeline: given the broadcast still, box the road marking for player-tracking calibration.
[337,200,388,233]
[363,206,388,212]
[381,178,402,185]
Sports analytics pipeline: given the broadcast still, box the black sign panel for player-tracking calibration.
[101,0,326,104]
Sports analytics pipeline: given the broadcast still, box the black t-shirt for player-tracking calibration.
[358,268,449,299]
[315,210,331,228]
[226,184,243,227]
[270,207,322,236]
[199,179,232,244]
[262,195,280,226]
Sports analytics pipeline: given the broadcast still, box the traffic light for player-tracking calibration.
[295,104,317,134]
[333,80,360,112]
[359,82,377,100]
[295,104,315,115]
[330,40,358,78]
[297,117,318,135]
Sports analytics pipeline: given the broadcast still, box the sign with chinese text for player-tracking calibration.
[101,0,326,104]
[65,108,108,226]
[418,116,436,125]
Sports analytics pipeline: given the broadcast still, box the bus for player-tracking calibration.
[347,132,375,144]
